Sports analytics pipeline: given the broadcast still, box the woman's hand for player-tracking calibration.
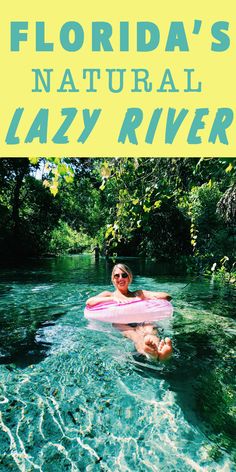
[113,293,129,304]
[141,290,172,301]
[86,291,113,306]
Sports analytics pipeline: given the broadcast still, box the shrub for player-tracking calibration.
[48,220,94,254]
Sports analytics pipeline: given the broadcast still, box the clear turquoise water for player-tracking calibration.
[0,255,235,471]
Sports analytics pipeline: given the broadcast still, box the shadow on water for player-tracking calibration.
[0,306,66,367]
[128,254,236,457]
[131,309,236,460]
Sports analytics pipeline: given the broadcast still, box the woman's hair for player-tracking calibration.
[111,263,133,284]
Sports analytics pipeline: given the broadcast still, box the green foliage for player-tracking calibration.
[0,157,234,276]
[183,183,234,270]
[188,182,222,227]
[29,157,74,196]
[211,257,236,285]
[95,158,235,276]
[48,220,94,254]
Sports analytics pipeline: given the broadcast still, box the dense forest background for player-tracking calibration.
[0,157,235,279]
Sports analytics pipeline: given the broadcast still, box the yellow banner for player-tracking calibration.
[1,0,236,156]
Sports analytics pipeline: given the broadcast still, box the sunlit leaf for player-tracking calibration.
[105,225,115,238]
[43,180,50,188]
[50,185,58,196]
[58,163,70,176]
[52,168,60,178]
[154,200,161,208]
[143,205,151,213]
[65,175,74,184]
[101,166,111,178]
[225,163,233,173]
[29,157,40,165]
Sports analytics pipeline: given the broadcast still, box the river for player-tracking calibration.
[0,255,235,471]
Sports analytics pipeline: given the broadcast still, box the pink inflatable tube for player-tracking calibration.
[84,299,173,323]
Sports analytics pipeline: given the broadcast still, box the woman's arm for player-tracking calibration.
[139,290,172,301]
[86,291,113,306]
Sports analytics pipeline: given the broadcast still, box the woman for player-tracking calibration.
[86,263,173,361]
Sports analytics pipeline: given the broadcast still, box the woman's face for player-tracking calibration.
[112,267,130,292]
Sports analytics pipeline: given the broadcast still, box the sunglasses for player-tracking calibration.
[113,272,128,279]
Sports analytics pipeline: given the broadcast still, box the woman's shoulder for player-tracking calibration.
[131,289,145,299]
[99,291,113,297]
[136,289,172,300]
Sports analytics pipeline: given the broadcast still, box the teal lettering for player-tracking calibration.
[118,108,143,144]
[52,108,77,144]
[92,22,113,51]
[32,69,53,92]
[11,22,28,51]
[25,109,48,143]
[60,22,84,52]
[209,108,233,144]
[165,108,188,143]
[137,22,160,52]
[145,109,163,144]
[187,108,209,144]
[36,22,53,51]
[131,69,152,92]
[165,22,189,51]
[120,22,129,51]
[57,69,79,92]
[211,22,230,52]
[106,69,126,93]
[78,109,101,143]
[5,108,24,144]
[83,69,101,92]
[184,69,202,92]
[157,69,179,93]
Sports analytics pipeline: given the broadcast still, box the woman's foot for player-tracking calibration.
[144,335,172,361]
[143,334,159,356]
[157,337,172,361]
